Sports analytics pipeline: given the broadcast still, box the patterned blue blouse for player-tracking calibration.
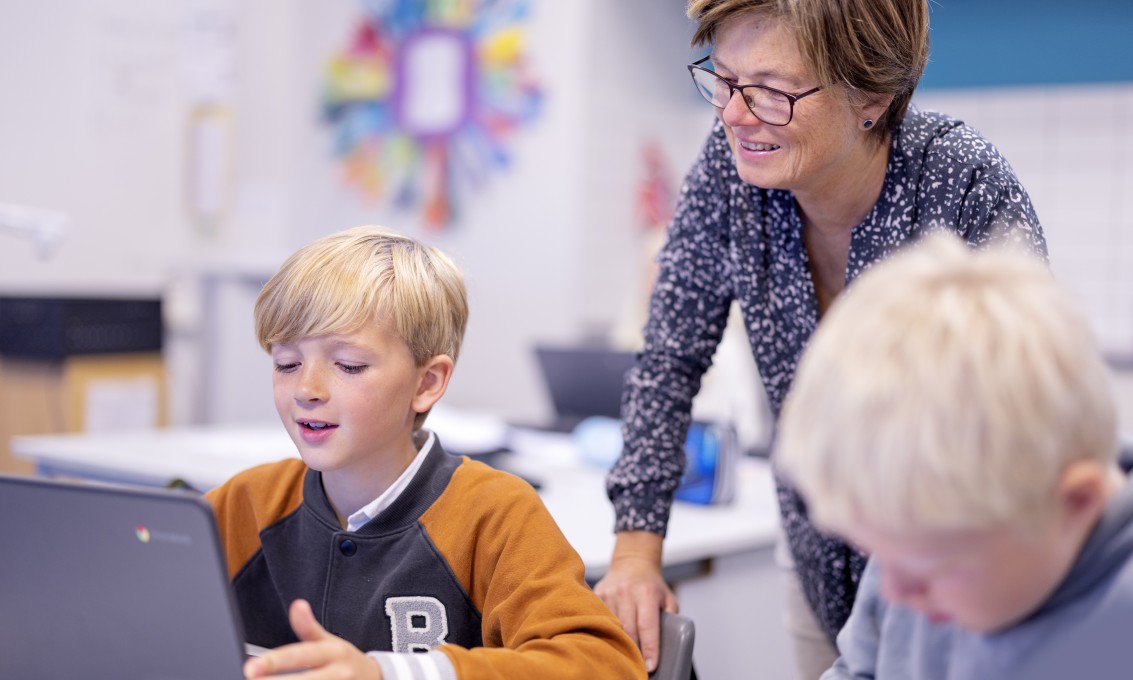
[607,106,1048,641]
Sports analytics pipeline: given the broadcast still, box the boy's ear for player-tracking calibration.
[1056,460,1110,526]
[412,354,454,414]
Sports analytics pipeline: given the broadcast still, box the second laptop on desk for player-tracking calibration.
[533,344,737,505]
[534,344,637,433]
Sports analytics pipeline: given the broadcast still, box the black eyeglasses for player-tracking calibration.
[687,56,821,126]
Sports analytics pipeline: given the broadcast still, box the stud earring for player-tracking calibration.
[863,119,874,130]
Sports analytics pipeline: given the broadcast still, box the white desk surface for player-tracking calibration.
[12,424,780,579]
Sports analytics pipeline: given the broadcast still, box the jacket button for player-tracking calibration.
[339,539,357,556]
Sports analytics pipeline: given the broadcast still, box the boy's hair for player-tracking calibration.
[775,232,1117,535]
[254,225,468,427]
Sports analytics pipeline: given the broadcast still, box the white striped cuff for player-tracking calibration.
[367,650,457,680]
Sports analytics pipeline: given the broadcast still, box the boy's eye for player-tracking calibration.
[337,363,367,375]
[274,362,300,373]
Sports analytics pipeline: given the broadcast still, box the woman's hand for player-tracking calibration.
[593,531,679,673]
[244,599,382,679]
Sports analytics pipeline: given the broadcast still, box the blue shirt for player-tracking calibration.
[824,478,1133,679]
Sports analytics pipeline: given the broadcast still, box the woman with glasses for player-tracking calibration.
[596,1,1047,678]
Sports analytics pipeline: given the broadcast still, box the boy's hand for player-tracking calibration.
[244,599,382,679]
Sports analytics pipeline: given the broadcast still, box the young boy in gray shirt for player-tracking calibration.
[776,232,1133,679]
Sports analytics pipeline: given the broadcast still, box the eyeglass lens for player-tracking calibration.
[690,67,794,126]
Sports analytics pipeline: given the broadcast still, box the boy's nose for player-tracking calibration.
[879,565,928,605]
[295,366,328,402]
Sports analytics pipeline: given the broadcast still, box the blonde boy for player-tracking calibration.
[207,226,644,680]
[776,233,1133,679]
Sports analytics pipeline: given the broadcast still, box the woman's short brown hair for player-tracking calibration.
[687,0,928,139]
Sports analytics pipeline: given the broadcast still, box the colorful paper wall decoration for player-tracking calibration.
[322,0,543,230]
[635,140,677,233]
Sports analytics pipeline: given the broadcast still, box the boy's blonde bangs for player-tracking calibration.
[255,251,379,351]
[776,233,1117,535]
[254,226,468,367]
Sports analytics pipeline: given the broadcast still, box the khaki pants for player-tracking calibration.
[775,530,840,680]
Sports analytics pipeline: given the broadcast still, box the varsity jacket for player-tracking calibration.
[207,434,645,680]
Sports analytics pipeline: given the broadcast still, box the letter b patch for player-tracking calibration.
[385,596,449,653]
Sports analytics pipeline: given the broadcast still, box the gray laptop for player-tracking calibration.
[534,345,637,432]
[0,473,247,679]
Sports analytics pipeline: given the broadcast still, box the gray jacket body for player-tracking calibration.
[824,476,1133,680]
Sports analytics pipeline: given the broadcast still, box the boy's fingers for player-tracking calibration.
[243,645,311,678]
[290,599,333,642]
[243,639,334,678]
[242,601,336,678]
[243,656,265,678]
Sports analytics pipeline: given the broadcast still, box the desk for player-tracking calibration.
[11,423,794,678]
[12,424,778,576]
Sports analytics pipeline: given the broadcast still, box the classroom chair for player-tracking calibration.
[650,612,696,680]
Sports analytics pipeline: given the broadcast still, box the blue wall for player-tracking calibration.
[921,1,1133,89]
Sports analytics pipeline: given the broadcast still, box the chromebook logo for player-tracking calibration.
[132,524,192,546]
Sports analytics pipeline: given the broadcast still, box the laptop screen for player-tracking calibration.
[0,474,247,679]
[535,345,636,425]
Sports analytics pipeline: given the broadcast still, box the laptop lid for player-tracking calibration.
[535,345,636,429]
[0,474,246,679]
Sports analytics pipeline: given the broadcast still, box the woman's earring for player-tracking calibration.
[863,119,875,130]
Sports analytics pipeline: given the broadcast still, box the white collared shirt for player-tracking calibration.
[345,430,436,532]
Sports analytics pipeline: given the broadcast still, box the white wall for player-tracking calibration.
[0,0,708,427]
[182,0,714,426]
[285,0,598,424]
[914,84,1133,353]
[0,0,191,296]
[3,3,1132,431]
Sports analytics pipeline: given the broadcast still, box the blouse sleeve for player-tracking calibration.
[919,122,1048,258]
[606,121,738,535]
